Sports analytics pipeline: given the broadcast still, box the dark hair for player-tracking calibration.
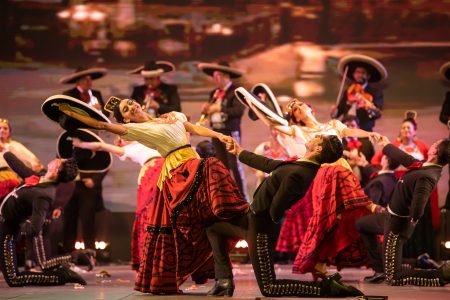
[385,156,400,170]
[317,135,343,164]
[436,138,450,166]
[402,117,417,130]
[196,140,216,158]
[57,158,79,183]
[341,115,360,128]
[113,104,125,123]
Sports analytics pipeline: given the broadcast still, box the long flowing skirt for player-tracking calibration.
[131,158,164,270]
[134,157,248,294]
[290,165,372,274]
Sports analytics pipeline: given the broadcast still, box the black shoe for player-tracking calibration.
[207,278,235,297]
[53,264,87,285]
[322,276,364,297]
[364,272,386,284]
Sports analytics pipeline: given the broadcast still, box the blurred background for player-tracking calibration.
[1,0,449,260]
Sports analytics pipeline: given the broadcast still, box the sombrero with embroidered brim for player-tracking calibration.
[338,54,388,82]
[198,61,244,79]
[234,87,288,126]
[42,94,110,131]
[60,66,107,84]
[251,83,284,118]
[439,61,450,81]
[57,129,112,173]
[128,61,175,77]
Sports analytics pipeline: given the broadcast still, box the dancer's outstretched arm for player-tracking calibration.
[71,137,125,157]
[184,121,232,145]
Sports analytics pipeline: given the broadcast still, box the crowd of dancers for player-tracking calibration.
[0,55,449,298]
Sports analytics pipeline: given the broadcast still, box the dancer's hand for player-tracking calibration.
[376,135,390,147]
[368,131,382,143]
[70,137,82,148]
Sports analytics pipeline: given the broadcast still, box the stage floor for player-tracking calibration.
[1,264,449,299]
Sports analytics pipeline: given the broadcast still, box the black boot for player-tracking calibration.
[51,264,87,285]
[207,278,235,297]
[322,275,364,297]
[363,272,386,284]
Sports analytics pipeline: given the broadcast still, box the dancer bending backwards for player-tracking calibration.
[57,96,249,294]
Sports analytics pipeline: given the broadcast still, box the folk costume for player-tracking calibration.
[118,111,248,294]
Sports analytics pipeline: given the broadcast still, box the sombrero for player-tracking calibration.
[42,94,110,131]
[439,61,450,81]
[338,54,387,82]
[251,83,284,118]
[60,66,107,84]
[128,61,175,77]
[198,61,244,79]
[234,87,288,126]
[57,129,112,173]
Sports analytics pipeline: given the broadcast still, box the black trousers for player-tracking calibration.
[355,212,385,273]
[383,213,444,286]
[0,220,64,286]
[211,130,246,198]
[206,212,324,297]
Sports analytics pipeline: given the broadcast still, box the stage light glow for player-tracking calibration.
[95,241,108,250]
[57,10,70,19]
[73,10,89,22]
[75,241,85,250]
[235,240,248,248]
[445,241,450,249]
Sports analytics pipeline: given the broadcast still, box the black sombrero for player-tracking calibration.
[42,94,111,131]
[251,83,284,118]
[338,54,387,82]
[60,66,107,84]
[439,61,450,81]
[128,61,175,77]
[234,87,288,126]
[57,129,112,173]
[198,61,244,79]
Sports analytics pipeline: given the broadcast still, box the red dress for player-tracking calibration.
[134,157,248,294]
[277,165,371,273]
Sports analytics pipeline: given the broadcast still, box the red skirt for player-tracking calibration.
[291,165,372,274]
[131,158,164,271]
[134,157,248,294]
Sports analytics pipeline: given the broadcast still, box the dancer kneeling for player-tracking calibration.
[205,134,364,297]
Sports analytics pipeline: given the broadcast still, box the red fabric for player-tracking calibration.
[134,157,248,294]
[346,139,363,151]
[290,165,372,274]
[24,175,40,186]
[131,158,164,270]
[0,180,20,200]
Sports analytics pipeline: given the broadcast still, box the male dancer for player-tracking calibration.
[0,151,86,286]
[206,134,363,297]
[378,136,450,286]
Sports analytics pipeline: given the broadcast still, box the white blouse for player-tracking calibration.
[118,142,161,167]
[121,112,189,157]
[277,119,347,158]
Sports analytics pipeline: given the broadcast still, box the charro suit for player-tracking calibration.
[0,153,72,286]
[130,82,181,115]
[62,87,108,117]
[381,144,445,286]
[206,150,336,297]
[208,83,246,195]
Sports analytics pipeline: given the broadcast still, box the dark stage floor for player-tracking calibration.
[1,264,449,299]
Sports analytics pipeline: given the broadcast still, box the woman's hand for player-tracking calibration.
[368,131,382,143]
[71,137,82,148]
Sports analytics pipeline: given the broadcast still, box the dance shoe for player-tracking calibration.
[363,272,386,284]
[51,264,87,285]
[207,278,235,297]
[322,274,364,297]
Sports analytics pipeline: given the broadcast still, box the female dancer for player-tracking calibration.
[56,97,249,294]
[0,118,42,200]
[71,137,163,271]
[247,96,378,279]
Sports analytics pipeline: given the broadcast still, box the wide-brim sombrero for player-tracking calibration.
[251,83,284,118]
[60,67,107,84]
[128,61,175,77]
[42,94,110,131]
[338,54,387,82]
[234,87,288,126]
[57,129,112,173]
[198,62,244,79]
[439,61,450,81]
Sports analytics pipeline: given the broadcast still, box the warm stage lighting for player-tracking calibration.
[445,241,450,249]
[235,240,248,248]
[75,241,85,250]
